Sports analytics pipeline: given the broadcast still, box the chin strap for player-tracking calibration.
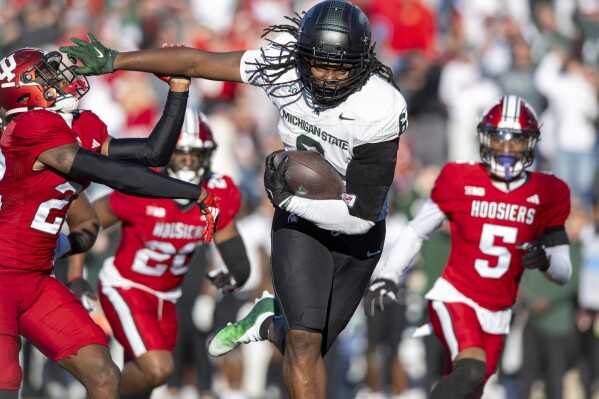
[49,95,80,113]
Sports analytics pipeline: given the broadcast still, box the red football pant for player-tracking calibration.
[0,270,108,390]
[99,281,177,361]
[428,300,505,381]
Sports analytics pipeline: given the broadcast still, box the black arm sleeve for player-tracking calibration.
[107,91,188,166]
[539,226,570,247]
[345,139,399,222]
[216,235,251,288]
[69,148,203,200]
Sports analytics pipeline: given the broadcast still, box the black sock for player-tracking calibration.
[260,315,273,341]
[430,358,486,399]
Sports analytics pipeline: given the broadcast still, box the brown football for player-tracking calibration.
[273,150,344,200]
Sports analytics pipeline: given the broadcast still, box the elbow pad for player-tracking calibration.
[216,235,251,288]
[108,91,188,166]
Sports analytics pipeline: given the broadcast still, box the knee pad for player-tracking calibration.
[453,358,486,391]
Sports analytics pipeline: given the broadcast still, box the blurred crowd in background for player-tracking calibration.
[3,0,599,398]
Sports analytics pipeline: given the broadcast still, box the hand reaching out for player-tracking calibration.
[59,33,118,75]
[197,192,219,243]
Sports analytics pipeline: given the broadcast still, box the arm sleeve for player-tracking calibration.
[69,148,203,200]
[107,91,188,166]
[345,140,398,222]
[376,199,447,283]
[543,244,572,285]
[284,197,375,234]
[216,235,251,288]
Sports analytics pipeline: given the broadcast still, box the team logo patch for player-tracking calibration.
[464,186,485,196]
[146,205,166,217]
[342,193,356,208]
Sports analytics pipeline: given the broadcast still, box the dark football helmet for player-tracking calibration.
[478,95,540,181]
[0,48,88,118]
[167,108,217,185]
[295,0,373,106]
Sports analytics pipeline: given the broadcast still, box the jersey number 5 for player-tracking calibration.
[474,223,517,279]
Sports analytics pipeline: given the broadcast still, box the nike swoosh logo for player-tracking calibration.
[367,250,381,257]
[94,47,104,58]
[339,113,355,121]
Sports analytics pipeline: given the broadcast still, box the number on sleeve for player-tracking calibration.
[207,174,227,190]
[399,110,407,134]
[474,223,517,279]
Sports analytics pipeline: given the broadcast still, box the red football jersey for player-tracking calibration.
[431,162,570,311]
[0,110,108,272]
[109,173,241,292]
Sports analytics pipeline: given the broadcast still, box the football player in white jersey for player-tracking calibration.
[60,1,408,397]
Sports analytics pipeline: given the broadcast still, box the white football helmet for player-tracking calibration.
[167,107,216,185]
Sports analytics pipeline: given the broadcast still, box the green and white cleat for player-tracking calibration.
[208,291,275,357]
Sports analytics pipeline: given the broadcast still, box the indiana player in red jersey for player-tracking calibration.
[68,108,250,399]
[0,48,219,399]
[364,95,572,399]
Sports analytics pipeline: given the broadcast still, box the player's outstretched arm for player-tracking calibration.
[37,143,218,241]
[59,33,245,82]
[103,77,190,166]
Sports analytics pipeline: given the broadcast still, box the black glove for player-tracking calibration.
[206,270,237,295]
[363,278,400,317]
[517,241,550,271]
[67,277,97,312]
[264,150,293,209]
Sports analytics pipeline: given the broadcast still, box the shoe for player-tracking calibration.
[208,291,275,357]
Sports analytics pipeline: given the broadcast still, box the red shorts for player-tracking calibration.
[0,270,108,390]
[428,300,505,380]
[99,281,177,360]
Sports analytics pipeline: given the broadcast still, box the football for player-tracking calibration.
[273,150,344,200]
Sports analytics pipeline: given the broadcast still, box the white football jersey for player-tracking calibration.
[240,33,408,179]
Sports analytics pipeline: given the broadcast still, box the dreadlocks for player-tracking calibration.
[245,13,401,102]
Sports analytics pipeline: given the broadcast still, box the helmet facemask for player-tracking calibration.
[296,48,372,106]
[167,108,217,205]
[294,0,374,107]
[19,51,89,114]
[167,148,214,186]
[479,128,539,181]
